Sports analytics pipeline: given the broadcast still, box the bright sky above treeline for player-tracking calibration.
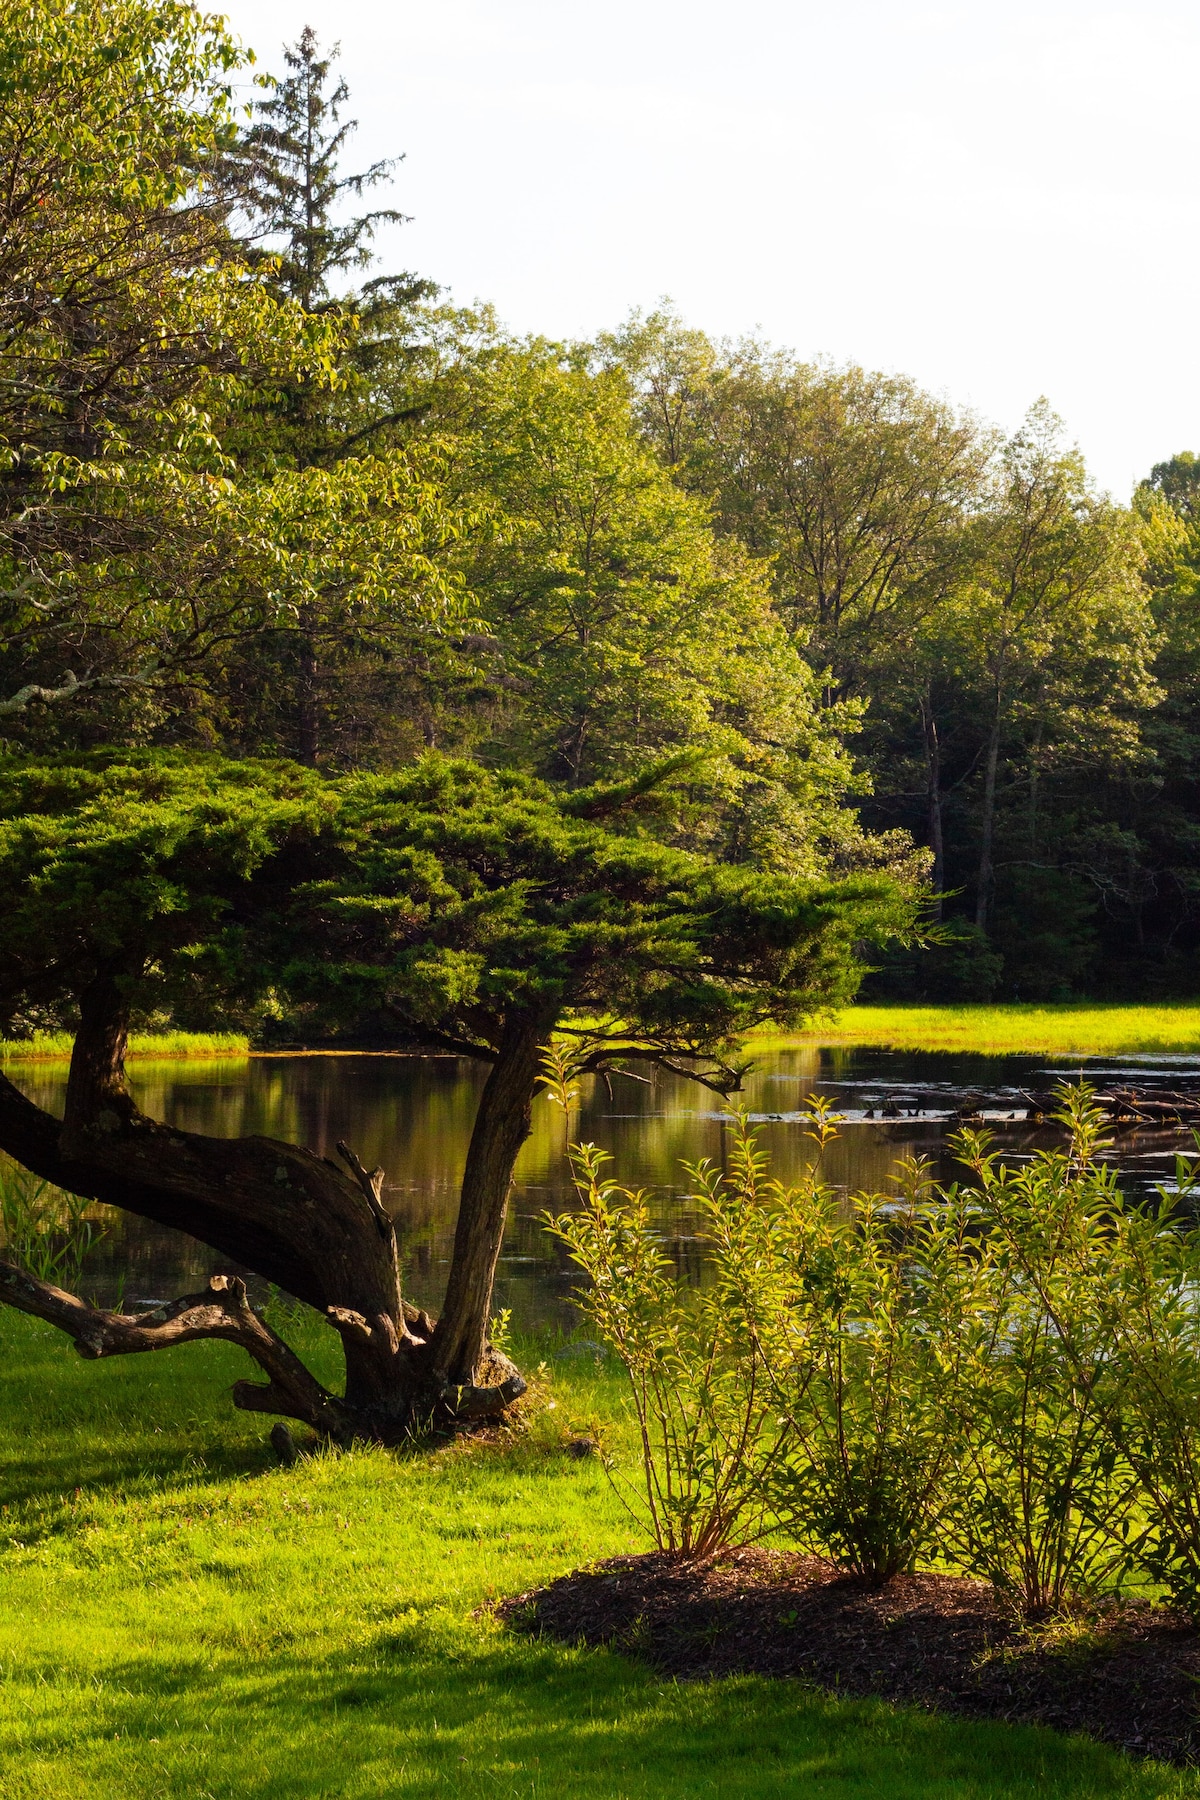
[219,0,1196,500]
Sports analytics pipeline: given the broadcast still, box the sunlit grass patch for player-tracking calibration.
[0,1310,1196,1797]
[0,1030,251,1064]
[763,1004,1200,1057]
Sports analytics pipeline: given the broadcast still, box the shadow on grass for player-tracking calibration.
[6,1626,1190,1800]
[0,1321,279,1512]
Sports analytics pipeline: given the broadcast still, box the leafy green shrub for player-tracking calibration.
[550,1085,1200,1619]
[940,1094,1140,1614]
[727,1130,976,1584]
[1063,1146,1200,1618]
[547,1135,788,1555]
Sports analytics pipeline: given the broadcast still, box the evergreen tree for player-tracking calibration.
[232,25,421,317]
[216,28,447,766]
[0,750,911,1439]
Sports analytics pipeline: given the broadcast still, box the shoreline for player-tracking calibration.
[7,1003,1200,1066]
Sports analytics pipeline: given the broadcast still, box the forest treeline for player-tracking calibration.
[4,0,1199,1006]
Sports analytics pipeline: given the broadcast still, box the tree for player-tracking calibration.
[230,25,421,319]
[211,26,452,762]
[0,0,342,736]
[949,404,1157,931]
[598,316,988,702]
[0,752,911,1440]
[448,346,887,878]
[1140,452,1200,524]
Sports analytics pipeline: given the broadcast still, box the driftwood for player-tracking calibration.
[862,1087,1200,1131]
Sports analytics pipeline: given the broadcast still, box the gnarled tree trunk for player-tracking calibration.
[0,979,538,1441]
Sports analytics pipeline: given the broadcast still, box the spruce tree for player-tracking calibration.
[234,25,419,315]
[220,29,439,765]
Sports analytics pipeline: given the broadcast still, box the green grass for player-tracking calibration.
[9,1005,1200,1066]
[0,1030,250,1064]
[764,1004,1200,1058]
[0,1311,1196,1797]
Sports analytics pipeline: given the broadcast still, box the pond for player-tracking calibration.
[10,1046,1200,1331]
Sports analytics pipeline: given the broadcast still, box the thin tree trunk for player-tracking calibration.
[918,687,944,920]
[297,605,319,767]
[433,1010,549,1385]
[975,693,1003,931]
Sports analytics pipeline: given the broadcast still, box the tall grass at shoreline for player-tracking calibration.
[764,1004,1200,1058]
[7,1006,1200,1064]
[0,1029,250,1064]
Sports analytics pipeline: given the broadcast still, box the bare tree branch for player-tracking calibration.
[0,1262,349,1436]
[0,666,155,716]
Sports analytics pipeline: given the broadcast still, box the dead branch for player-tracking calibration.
[336,1140,393,1240]
[0,1261,350,1436]
[0,666,155,715]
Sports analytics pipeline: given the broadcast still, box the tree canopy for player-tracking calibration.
[0,749,909,1432]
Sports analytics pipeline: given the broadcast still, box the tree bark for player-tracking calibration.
[0,986,528,1436]
[975,692,1003,931]
[433,1009,550,1385]
[297,605,319,768]
[918,687,944,919]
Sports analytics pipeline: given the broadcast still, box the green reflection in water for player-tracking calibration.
[9,1046,1067,1330]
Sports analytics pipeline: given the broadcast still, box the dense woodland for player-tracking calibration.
[4,0,1200,1009]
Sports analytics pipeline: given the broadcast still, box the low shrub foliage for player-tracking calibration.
[548,1087,1200,1617]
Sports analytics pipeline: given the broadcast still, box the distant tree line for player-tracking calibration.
[3,2,1197,1002]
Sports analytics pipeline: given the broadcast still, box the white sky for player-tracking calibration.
[217,1,1197,499]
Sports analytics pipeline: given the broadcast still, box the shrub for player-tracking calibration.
[752,1147,980,1583]
[551,1086,1200,1619]
[1070,1145,1200,1618]
[940,1093,1141,1614]
[548,1134,789,1555]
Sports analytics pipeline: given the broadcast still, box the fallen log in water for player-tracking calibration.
[1012,1088,1200,1128]
[856,1085,1200,1131]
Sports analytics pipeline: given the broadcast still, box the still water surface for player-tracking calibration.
[12,1047,1200,1329]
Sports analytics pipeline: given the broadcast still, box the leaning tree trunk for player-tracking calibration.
[0,977,536,1441]
[433,1010,549,1385]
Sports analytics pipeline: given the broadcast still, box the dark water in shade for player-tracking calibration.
[10,1046,1200,1330]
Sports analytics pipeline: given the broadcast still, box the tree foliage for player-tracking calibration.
[0,749,909,1432]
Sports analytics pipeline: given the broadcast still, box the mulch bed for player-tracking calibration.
[497,1549,1200,1764]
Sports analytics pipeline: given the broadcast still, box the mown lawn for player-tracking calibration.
[765,1004,1200,1058]
[0,1311,1196,1799]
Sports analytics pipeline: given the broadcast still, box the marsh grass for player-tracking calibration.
[0,1030,251,1064]
[0,1310,1196,1796]
[0,1160,110,1291]
[6,1004,1200,1067]
[761,1004,1200,1057]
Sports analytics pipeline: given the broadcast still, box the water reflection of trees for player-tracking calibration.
[6,1049,1024,1330]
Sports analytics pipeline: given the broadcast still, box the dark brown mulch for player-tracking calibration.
[496,1549,1200,1765]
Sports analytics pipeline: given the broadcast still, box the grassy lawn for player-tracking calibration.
[763,1004,1200,1058]
[0,1312,1196,1798]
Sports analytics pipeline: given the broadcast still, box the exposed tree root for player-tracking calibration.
[0,1260,525,1444]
